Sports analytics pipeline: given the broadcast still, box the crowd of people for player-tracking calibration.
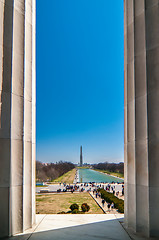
[56,182,124,194]
[55,182,125,195]
[92,189,115,211]
[39,182,124,198]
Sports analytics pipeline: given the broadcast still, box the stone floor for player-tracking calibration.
[3,214,151,240]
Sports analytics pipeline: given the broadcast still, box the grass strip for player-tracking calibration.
[94,169,124,179]
[52,168,76,184]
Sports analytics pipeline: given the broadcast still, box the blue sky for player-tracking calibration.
[36,0,124,164]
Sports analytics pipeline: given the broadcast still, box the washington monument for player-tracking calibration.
[80,146,83,167]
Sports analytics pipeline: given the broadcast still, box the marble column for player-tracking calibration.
[0,0,36,238]
[124,0,159,237]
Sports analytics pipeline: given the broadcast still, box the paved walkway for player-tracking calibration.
[89,191,119,214]
[5,214,130,240]
[4,214,151,240]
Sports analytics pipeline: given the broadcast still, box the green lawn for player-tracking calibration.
[36,192,103,214]
[52,168,76,184]
[77,167,90,169]
[94,169,124,179]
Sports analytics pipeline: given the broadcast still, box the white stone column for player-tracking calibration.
[124,0,128,228]
[145,1,159,237]
[0,0,36,238]
[10,0,25,235]
[32,0,36,226]
[126,0,136,231]
[125,0,159,237]
[0,0,14,237]
[134,0,149,235]
[23,0,33,230]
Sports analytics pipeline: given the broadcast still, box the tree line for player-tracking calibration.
[36,161,75,182]
[92,162,124,174]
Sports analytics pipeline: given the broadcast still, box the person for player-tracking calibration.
[122,187,124,196]
[111,202,114,209]
[102,199,105,207]
[96,192,98,198]
[107,202,111,211]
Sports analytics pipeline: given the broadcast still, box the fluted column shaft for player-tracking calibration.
[0,0,36,238]
[124,0,159,237]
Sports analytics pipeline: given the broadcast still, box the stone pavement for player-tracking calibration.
[4,214,152,240]
[4,214,129,240]
[89,192,119,214]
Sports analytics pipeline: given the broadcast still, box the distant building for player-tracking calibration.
[80,146,83,167]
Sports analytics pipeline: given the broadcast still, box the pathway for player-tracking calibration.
[5,214,150,240]
[5,214,130,240]
[89,191,119,214]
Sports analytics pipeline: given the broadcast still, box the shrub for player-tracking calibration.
[81,203,90,212]
[72,209,79,214]
[57,211,66,214]
[98,188,124,213]
[70,203,79,211]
